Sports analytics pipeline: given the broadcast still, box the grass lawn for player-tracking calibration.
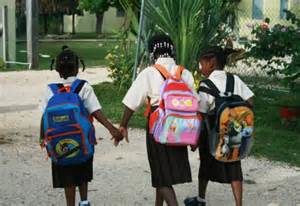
[93,82,145,129]
[11,41,118,70]
[250,85,300,166]
[69,32,120,39]
[93,81,300,167]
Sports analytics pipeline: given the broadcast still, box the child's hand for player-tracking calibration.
[119,126,129,143]
[109,127,123,146]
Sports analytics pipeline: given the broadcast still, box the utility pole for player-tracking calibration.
[26,0,39,69]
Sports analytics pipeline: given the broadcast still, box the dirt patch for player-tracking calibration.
[0,138,13,145]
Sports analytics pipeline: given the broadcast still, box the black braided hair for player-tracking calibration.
[199,46,236,70]
[50,45,85,79]
[148,34,175,61]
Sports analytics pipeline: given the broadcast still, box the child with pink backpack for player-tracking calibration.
[118,34,200,206]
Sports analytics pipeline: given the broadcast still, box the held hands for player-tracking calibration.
[119,126,129,143]
[109,127,124,146]
[113,126,129,146]
[109,126,129,146]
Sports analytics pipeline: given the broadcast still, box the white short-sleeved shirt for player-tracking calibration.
[41,76,102,114]
[122,57,195,111]
[198,70,254,113]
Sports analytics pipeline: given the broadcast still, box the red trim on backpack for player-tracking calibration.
[144,98,152,117]
[149,109,159,131]
[58,86,71,93]
[163,82,191,92]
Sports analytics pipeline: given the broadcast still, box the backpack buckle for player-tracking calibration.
[220,92,232,97]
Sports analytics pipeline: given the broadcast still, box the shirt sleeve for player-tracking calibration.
[40,86,53,112]
[79,82,102,114]
[122,69,150,111]
[182,69,195,89]
[198,82,215,113]
[234,75,254,101]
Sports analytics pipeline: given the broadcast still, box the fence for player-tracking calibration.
[227,0,300,78]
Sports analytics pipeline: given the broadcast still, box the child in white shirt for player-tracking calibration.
[40,46,123,206]
[185,46,254,206]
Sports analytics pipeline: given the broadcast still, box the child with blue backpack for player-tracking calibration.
[40,46,123,206]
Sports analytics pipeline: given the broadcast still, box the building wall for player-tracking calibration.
[238,0,295,37]
[0,0,16,61]
[64,8,125,33]
[291,0,300,15]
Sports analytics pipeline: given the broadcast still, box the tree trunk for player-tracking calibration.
[72,14,76,34]
[96,12,104,35]
[59,14,64,34]
[43,14,48,35]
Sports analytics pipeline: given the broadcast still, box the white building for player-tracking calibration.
[0,0,16,61]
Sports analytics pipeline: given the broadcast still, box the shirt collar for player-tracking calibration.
[155,57,176,66]
[209,70,226,78]
[60,76,77,84]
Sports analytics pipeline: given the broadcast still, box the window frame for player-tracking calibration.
[252,0,264,20]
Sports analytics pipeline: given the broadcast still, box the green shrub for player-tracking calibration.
[245,10,300,91]
[0,58,5,70]
[105,32,135,91]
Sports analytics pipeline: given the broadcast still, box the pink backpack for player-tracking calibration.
[149,64,202,146]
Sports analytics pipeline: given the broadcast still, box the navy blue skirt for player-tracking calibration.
[198,123,243,184]
[146,108,192,188]
[52,157,93,188]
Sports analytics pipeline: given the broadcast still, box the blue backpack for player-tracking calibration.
[42,79,96,165]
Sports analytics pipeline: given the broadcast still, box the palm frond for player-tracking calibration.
[143,0,239,70]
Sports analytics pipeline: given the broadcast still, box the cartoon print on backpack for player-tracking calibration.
[218,107,254,160]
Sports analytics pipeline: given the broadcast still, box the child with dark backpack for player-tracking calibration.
[40,46,123,206]
[184,46,254,206]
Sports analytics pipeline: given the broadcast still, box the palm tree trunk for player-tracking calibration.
[96,12,104,35]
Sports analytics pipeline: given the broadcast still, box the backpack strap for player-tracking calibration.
[198,86,220,97]
[175,66,184,80]
[154,64,185,81]
[71,79,87,94]
[201,79,220,93]
[225,73,234,95]
[197,78,221,97]
[48,83,64,94]
[153,64,171,80]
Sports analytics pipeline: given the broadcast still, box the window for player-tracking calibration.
[252,0,264,19]
[280,0,289,19]
[116,8,125,17]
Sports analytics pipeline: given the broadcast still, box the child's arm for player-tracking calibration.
[119,106,135,143]
[91,110,123,143]
[39,117,44,146]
